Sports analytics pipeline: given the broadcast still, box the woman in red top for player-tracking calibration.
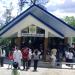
[8,51,13,69]
[22,47,29,70]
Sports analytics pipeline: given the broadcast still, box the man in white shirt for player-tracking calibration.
[65,50,69,62]
[68,51,73,63]
[13,47,22,69]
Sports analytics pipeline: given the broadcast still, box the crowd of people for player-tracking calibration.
[0,43,75,69]
[49,43,75,67]
[0,46,41,71]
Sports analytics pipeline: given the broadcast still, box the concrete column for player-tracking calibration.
[68,37,73,46]
[18,31,21,37]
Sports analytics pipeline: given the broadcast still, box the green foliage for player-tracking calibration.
[0,38,14,56]
[18,0,49,12]
[12,69,20,75]
[72,37,75,43]
[0,38,11,45]
[63,16,75,43]
[0,2,14,28]
[3,2,13,24]
[63,16,75,27]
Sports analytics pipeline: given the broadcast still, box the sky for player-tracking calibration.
[0,0,75,19]
[46,0,75,17]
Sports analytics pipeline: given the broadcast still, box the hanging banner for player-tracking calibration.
[21,33,44,37]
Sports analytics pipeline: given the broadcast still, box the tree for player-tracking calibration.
[18,0,49,12]
[63,16,75,43]
[0,19,5,29]
[0,1,15,29]
[0,38,11,46]
[2,2,14,24]
[63,16,75,27]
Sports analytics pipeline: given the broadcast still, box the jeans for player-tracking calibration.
[22,59,28,69]
[34,60,38,71]
[0,57,4,67]
[28,60,31,69]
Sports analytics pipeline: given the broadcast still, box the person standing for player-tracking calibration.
[65,50,69,62]
[50,48,57,67]
[0,47,6,67]
[33,49,40,71]
[0,46,2,58]
[8,51,13,69]
[0,46,2,67]
[68,49,73,63]
[13,47,22,69]
[50,54,56,67]
[51,48,57,57]
[28,48,32,69]
[22,47,29,70]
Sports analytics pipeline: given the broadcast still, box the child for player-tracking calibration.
[8,51,13,69]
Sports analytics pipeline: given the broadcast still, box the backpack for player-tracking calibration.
[13,62,18,69]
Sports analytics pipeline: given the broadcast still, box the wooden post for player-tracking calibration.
[15,37,21,49]
[15,31,21,49]
[64,37,68,44]
[44,38,48,61]
[43,30,48,61]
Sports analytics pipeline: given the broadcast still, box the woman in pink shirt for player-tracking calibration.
[8,51,13,69]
